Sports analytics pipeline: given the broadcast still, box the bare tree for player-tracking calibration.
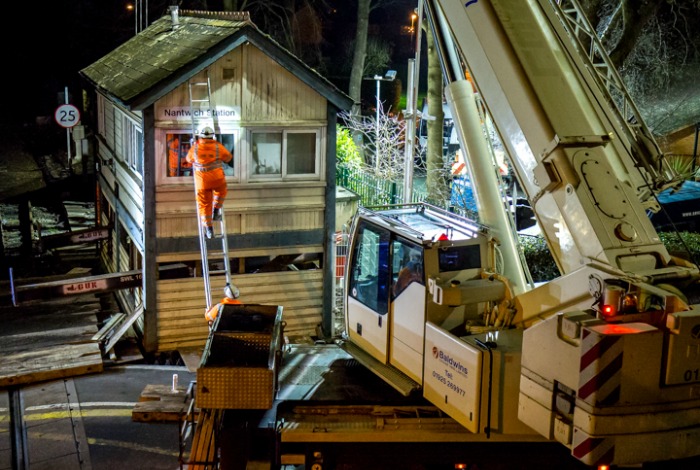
[423,19,450,205]
[221,0,248,8]
[348,0,372,117]
[590,0,662,67]
[343,38,392,77]
[339,109,405,180]
[580,0,700,133]
[218,0,327,69]
[347,0,400,116]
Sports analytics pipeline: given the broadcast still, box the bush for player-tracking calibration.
[520,231,700,283]
[336,125,362,168]
[658,231,700,262]
[519,234,559,282]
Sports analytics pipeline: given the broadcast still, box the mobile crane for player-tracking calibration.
[338,0,700,468]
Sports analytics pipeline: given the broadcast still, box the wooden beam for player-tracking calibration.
[0,343,103,388]
[132,384,198,423]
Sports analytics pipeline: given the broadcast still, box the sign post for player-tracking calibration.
[54,87,81,172]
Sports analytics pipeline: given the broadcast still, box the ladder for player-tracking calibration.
[188,69,216,141]
[199,209,233,310]
[188,71,232,310]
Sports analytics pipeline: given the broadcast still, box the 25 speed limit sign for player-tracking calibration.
[54,104,81,128]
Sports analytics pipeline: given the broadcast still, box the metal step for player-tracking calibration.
[337,339,421,397]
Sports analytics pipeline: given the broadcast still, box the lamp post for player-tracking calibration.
[410,10,418,52]
[365,70,397,169]
[404,5,423,203]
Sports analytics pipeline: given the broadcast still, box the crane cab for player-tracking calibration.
[342,203,507,391]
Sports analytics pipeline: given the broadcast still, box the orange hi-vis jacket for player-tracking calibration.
[205,297,242,323]
[186,138,233,228]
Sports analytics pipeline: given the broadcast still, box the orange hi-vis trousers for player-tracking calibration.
[194,168,227,229]
[186,139,233,229]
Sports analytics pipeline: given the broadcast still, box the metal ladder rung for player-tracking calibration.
[197,208,232,310]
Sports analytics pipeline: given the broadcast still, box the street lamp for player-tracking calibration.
[410,10,418,52]
[365,70,397,169]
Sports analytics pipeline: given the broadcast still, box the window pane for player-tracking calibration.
[286,132,316,175]
[216,133,236,176]
[166,133,192,177]
[391,239,423,298]
[136,132,143,174]
[252,133,281,175]
[348,220,390,315]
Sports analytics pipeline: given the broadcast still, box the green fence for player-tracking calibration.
[336,163,428,207]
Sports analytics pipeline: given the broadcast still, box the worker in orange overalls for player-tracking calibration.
[205,284,241,325]
[167,135,192,177]
[186,127,233,239]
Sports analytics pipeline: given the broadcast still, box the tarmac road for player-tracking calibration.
[1,343,408,470]
[0,365,196,470]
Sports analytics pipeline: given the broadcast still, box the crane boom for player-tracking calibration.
[428,0,693,278]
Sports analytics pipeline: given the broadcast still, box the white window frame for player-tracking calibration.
[97,94,106,137]
[248,128,322,182]
[121,114,143,174]
[159,129,239,184]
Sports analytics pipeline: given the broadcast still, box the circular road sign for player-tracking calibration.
[54,104,81,128]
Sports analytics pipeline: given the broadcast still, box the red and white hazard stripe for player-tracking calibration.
[578,329,622,406]
[572,328,624,466]
[572,431,615,466]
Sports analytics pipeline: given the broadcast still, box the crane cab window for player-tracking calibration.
[348,220,390,315]
[392,239,423,297]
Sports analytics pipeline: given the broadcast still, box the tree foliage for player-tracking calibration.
[336,124,362,168]
[338,108,406,179]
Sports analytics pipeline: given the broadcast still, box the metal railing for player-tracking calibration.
[336,163,480,223]
[336,163,428,207]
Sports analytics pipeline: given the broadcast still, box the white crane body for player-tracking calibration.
[340,1,700,467]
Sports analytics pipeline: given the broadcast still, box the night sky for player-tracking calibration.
[8,1,136,124]
[7,0,418,127]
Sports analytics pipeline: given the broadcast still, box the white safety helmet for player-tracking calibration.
[224,284,240,299]
[199,127,215,139]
